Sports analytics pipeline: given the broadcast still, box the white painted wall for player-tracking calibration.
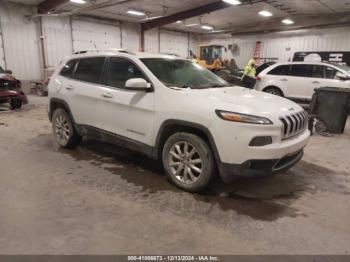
[0,2,42,80]
[200,26,350,68]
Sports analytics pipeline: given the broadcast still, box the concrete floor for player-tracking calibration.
[0,95,350,254]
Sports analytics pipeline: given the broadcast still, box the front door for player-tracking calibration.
[98,57,155,145]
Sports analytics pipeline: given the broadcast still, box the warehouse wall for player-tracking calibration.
[0,2,198,83]
[200,26,350,68]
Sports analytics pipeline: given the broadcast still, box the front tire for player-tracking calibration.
[52,108,81,148]
[10,99,22,110]
[162,132,215,192]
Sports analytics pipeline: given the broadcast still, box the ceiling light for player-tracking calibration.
[282,19,295,25]
[70,0,86,3]
[185,23,198,27]
[259,10,273,17]
[201,25,214,30]
[222,0,241,5]
[127,10,146,16]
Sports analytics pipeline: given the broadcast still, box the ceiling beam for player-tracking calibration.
[141,0,267,31]
[38,0,69,14]
[141,0,231,31]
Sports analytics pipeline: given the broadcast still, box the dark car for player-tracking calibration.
[0,66,28,109]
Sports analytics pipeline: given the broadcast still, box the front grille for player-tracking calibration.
[280,111,308,140]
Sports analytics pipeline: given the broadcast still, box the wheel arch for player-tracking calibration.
[262,85,284,97]
[49,98,75,123]
[154,120,221,164]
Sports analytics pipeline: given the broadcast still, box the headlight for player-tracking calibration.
[215,110,272,124]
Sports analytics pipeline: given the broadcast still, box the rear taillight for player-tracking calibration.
[256,76,261,81]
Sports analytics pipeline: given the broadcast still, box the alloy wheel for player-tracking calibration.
[54,113,71,145]
[168,141,203,184]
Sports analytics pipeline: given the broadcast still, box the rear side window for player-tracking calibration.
[60,59,77,78]
[106,57,146,88]
[290,64,311,77]
[268,65,290,76]
[75,57,106,84]
[310,65,324,78]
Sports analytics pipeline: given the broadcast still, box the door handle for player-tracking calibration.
[280,79,288,81]
[65,85,74,90]
[312,81,320,84]
[102,93,113,98]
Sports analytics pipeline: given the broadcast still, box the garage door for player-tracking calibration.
[42,17,73,68]
[160,30,188,58]
[0,17,42,80]
[72,19,121,52]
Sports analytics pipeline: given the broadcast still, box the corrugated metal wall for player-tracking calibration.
[42,17,73,68]
[201,26,350,68]
[0,2,42,80]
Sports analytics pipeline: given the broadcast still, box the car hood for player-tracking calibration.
[188,86,303,118]
[0,73,16,81]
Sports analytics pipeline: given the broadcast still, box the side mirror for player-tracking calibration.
[335,72,349,81]
[125,78,152,91]
[4,70,12,74]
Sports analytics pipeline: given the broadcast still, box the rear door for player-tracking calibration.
[287,64,312,99]
[69,56,106,128]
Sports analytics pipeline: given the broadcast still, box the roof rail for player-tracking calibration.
[73,49,135,55]
[161,52,180,57]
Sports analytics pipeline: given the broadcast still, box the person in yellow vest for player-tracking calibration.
[241,58,257,89]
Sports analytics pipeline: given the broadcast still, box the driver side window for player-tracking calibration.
[324,66,339,79]
[106,57,146,89]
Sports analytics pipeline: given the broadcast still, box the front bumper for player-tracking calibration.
[218,149,304,183]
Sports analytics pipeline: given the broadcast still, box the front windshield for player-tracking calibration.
[334,64,350,75]
[141,58,228,89]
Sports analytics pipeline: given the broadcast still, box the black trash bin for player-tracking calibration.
[309,87,350,134]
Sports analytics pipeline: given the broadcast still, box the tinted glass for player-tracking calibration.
[324,66,339,79]
[106,57,146,88]
[256,62,275,76]
[60,59,77,78]
[141,58,228,89]
[290,64,310,77]
[268,65,290,76]
[310,65,324,78]
[75,57,105,84]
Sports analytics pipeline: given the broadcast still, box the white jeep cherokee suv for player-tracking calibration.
[48,50,310,192]
[255,62,350,101]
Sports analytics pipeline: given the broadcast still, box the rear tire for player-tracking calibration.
[162,132,215,192]
[263,86,283,97]
[52,108,82,148]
